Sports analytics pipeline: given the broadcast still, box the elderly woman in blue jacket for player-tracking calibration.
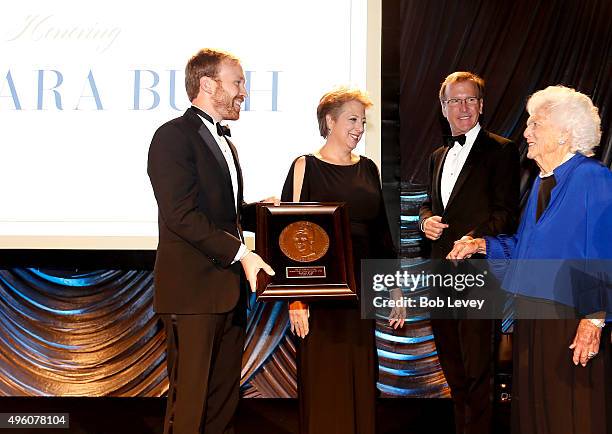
[448,85,611,434]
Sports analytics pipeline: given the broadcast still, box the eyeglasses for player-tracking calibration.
[443,97,480,106]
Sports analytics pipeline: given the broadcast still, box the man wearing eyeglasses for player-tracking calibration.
[419,71,520,434]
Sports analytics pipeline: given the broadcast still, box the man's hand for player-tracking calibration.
[447,237,486,260]
[569,319,602,367]
[240,251,275,292]
[423,216,449,240]
[289,301,310,338]
[260,196,280,206]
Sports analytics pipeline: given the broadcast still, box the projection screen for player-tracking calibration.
[0,0,381,250]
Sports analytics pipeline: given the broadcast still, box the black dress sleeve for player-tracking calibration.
[281,161,295,202]
[281,155,308,202]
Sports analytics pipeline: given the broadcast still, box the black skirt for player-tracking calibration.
[512,319,611,434]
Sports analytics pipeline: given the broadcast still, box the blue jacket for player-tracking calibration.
[485,154,612,317]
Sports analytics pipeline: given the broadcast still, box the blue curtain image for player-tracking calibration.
[0,268,443,397]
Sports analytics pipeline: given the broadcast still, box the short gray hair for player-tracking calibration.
[526,85,601,157]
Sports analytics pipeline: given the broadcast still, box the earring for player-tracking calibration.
[559,139,566,145]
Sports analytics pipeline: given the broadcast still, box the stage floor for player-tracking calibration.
[0,397,509,433]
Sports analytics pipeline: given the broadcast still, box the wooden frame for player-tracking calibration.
[255,202,357,301]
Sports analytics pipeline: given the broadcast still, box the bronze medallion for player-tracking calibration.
[279,221,330,263]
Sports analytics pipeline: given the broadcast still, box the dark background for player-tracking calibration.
[398,0,612,188]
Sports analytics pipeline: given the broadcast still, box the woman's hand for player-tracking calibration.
[569,319,602,367]
[446,236,486,260]
[388,288,406,329]
[289,301,310,338]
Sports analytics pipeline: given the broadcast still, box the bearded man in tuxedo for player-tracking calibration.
[419,71,520,434]
[148,48,275,434]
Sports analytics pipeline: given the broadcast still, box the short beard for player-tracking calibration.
[212,87,240,121]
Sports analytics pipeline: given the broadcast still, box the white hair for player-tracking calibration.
[526,85,601,157]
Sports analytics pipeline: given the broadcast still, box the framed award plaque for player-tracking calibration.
[255,202,357,301]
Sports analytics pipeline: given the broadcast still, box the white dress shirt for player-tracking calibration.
[440,123,481,209]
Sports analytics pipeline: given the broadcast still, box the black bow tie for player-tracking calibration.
[444,134,466,146]
[191,105,231,137]
[216,123,231,137]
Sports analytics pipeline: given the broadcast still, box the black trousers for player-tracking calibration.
[162,309,245,434]
[430,318,494,434]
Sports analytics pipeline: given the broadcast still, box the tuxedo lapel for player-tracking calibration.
[444,129,486,212]
[183,109,236,215]
[197,124,233,189]
[182,108,232,189]
[433,147,449,213]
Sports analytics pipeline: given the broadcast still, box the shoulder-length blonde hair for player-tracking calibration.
[316,87,373,138]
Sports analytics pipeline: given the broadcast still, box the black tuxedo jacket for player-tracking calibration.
[147,107,254,314]
[419,129,520,259]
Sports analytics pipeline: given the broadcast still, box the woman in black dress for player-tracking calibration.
[281,88,400,434]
